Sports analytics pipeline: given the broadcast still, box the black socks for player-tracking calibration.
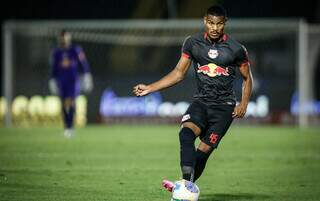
[194,149,212,182]
[179,127,197,181]
[62,105,75,129]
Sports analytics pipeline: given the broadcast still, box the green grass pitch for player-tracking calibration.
[0,125,320,201]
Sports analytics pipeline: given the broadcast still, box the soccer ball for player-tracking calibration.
[171,179,200,201]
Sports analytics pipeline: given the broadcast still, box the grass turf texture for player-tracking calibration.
[0,125,319,201]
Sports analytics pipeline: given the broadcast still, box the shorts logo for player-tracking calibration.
[208,49,218,59]
[209,133,219,144]
[181,114,190,122]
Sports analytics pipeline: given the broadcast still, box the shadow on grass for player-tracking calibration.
[200,193,271,201]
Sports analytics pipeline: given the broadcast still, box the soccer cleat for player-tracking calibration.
[162,179,174,192]
[64,129,75,138]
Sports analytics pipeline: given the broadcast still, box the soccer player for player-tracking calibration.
[49,30,93,138]
[133,5,252,191]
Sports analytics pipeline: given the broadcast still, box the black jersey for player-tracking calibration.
[182,32,249,106]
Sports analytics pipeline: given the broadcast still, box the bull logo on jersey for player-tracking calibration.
[197,63,229,77]
[61,57,71,68]
[208,49,218,59]
[61,53,71,68]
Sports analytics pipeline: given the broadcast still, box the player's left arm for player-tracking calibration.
[232,58,253,118]
[76,46,90,73]
[76,46,93,92]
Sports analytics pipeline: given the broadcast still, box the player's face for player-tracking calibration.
[204,15,226,41]
[58,33,72,48]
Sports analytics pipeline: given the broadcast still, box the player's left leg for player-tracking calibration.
[193,142,213,182]
[193,104,234,181]
[63,97,75,128]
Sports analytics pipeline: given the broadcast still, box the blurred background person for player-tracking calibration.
[48,30,93,138]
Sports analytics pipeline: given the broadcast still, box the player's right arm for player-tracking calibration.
[133,56,191,97]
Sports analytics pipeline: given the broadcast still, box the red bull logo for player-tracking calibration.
[197,63,229,77]
[61,57,71,68]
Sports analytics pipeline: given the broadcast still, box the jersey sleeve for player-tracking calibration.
[49,49,58,79]
[181,36,193,59]
[236,45,249,67]
[75,45,90,74]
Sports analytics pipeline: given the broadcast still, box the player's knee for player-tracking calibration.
[182,122,201,136]
[179,127,196,144]
[63,98,74,108]
[197,142,213,154]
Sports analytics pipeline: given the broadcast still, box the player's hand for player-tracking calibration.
[48,78,58,95]
[133,84,151,97]
[232,103,247,118]
[82,73,93,93]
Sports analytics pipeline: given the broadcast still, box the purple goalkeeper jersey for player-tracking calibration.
[50,45,90,98]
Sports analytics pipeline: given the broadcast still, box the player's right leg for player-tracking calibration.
[162,122,202,192]
[179,101,207,180]
[62,97,76,138]
[179,122,201,182]
[162,101,206,192]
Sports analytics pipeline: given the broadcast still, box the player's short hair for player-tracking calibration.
[206,5,227,19]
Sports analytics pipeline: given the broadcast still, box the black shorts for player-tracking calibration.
[181,100,234,148]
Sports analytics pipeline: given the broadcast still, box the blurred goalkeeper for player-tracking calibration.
[49,30,93,138]
[133,5,252,192]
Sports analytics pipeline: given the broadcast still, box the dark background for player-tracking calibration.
[1,0,320,122]
[0,0,319,22]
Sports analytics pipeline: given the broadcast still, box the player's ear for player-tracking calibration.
[203,16,207,25]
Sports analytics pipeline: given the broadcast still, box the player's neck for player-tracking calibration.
[61,44,71,49]
[205,32,225,44]
[210,35,223,43]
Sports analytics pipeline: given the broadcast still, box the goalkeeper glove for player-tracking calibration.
[48,78,58,95]
[81,73,93,93]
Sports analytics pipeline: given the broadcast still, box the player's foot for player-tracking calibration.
[162,179,174,192]
[64,128,75,138]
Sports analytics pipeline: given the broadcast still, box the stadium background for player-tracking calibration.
[1,0,320,125]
